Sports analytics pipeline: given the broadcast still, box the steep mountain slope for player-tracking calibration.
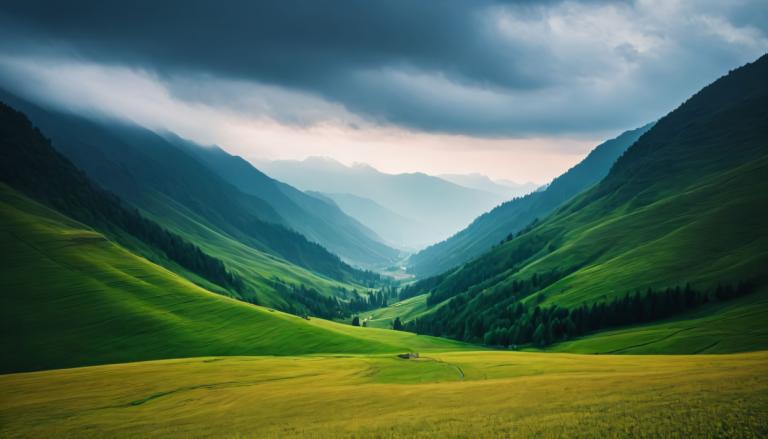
[0,102,386,316]
[0,92,378,287]
[400,54,768,350]
[312,191,424,250]
[408,123,653,277]
[0,102,245,296]
[259,157,504,246]
[0,183,467,374]
[439,173,538,199]
[165,137,399,268]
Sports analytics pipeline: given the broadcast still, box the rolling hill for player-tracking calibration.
[0,102,248,296]
[0,102,395,317]
[0,91,384,290]
[408,123,653,277]
[0,181,467,374]
[396,54,768,351]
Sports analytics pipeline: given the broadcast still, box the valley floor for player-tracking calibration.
[2,351,766,438]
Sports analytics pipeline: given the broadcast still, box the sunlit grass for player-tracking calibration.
[1,351,766,438]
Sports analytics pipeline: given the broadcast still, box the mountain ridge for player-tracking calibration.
[408,122,654,277]
[397,54,768,351]
[166,136,400,268]
[0,91,383,299]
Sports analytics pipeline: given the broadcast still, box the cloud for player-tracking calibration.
[0,0,765,137]
[0,54,598,183]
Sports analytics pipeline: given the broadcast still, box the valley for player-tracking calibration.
[0,5,766,438]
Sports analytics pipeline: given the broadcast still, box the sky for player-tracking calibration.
[0,0,766,183]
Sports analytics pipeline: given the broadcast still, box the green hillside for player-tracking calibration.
[0,91,381,287]
[397,55,768,351]
[363,294,431,328]
[547,287,768,354]
[0,184,467,373]
[0,100,386,318]
[135,190,362,305]
[407,123,653,277]
[168,135,399,267]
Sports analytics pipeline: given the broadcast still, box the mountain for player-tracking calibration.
[408,123,654,277]
[0,102,246,296]
[165,136,399,268]
[312,191,426,250]
[0,92,381,303]
[258,157,504,246]
[398,54,768,353]
[0,185,464,374]
[439,173,538,199]
[0,100,468,374]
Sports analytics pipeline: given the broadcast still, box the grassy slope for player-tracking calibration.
[393,56,768,353]
[171,139,399,268]
[363,293,431,328]
[0,185,467,374]
[1,351,766,438]
[0,92,380,291]
[379,157,768,352]
[547,287,768,354]
[513,152,768,308]
[137,191,361,306]
[408,124,652,277]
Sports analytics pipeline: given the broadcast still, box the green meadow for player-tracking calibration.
[1,351,766,438]
[137,191,365,305]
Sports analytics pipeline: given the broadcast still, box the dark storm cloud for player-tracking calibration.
[0,0,766,136]
[0,1,544,89]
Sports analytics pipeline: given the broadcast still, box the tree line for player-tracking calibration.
[268,279,399,321]
[115,204,245,291]
[399,223,560,306]
[404,281,756,347]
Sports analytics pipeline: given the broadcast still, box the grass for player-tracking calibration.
[0,185,467,374]
[546,287,768,354]
[362,293,431,328]
[475,153,768,311]
[387,153,768,354]
[528,155,768,308]
[1,351,766,438]
[138,191,367,305]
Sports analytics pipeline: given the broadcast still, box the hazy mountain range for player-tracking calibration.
[258,157,508,248]
[438,174,539,199]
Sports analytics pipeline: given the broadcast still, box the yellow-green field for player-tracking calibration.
[2,351,766,438]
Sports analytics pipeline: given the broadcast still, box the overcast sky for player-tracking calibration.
[0,0,766,183]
